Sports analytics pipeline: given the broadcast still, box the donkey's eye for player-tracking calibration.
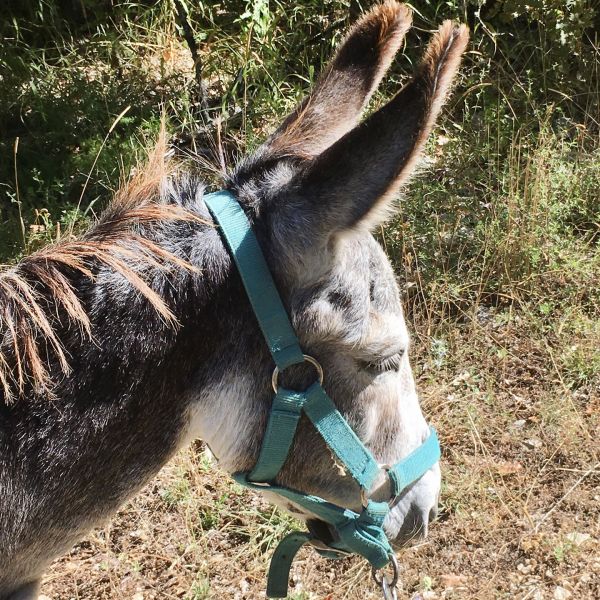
[363,352,403,374]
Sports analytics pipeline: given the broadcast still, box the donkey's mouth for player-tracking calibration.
[306,518,336,547]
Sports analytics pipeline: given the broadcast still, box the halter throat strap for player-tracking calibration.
[204,190,440,598]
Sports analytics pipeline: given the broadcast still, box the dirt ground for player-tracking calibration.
[41,317,600,600]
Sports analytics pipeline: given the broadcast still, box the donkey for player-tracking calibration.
[0,2,468,597]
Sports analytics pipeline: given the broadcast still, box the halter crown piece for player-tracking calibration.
[204,190,441,598]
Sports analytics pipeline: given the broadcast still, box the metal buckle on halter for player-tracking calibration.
[271,354,324,392]
[360,464,400,509]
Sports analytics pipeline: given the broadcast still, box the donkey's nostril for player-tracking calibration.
[428,505,438,523]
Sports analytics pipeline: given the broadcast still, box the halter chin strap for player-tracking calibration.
[204,190,441,598]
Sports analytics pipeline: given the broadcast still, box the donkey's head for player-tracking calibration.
[198,1,468,547]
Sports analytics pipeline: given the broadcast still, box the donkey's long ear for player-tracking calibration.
[265,1,412,158]
[291,21,469,232]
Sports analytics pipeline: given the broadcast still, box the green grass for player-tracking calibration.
[187,577,210,600]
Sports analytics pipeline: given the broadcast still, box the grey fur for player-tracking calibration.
[0,3,468,596]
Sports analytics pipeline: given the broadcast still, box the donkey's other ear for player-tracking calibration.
[265,1,412,158]
[291,21,469,233]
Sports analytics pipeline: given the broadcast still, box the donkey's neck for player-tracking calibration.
[181,362,267,472]
[65,183,272,472]
[0,181,275,589]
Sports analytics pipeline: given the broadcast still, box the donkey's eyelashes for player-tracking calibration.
[361,351,404,375]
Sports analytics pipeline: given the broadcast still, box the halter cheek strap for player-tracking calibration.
[204,190,441,598]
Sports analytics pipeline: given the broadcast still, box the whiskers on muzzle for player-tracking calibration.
[392,503,438,548]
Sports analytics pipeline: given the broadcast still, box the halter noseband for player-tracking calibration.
[204,190,440,598]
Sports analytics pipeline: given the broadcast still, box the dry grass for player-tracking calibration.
[40,313,600,600]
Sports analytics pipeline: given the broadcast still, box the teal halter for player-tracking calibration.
[204,190,441,598]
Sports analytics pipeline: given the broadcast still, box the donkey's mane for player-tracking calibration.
[0,136,202,405]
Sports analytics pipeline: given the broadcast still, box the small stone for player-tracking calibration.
[553,586,571,600]
[517,562,533,575]
[565,532,590,546]
[524,437,543,449]
[129,529,143,539]
[451,371,471,386]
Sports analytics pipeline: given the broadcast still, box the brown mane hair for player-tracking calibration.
[0,135,203,405]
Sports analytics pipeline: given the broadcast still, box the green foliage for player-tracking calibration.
[492,0,595,49]
[391,113,599,306]
[559,314,600,389]
[186,577,210,600]
[0,1,176,259]
[0,1,598,355]
[160,477,192,508]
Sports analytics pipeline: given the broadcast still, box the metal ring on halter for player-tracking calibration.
[381,577,398,600]
[360,464,399,508]
[271,354,324,393]
[372,554,400,592]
